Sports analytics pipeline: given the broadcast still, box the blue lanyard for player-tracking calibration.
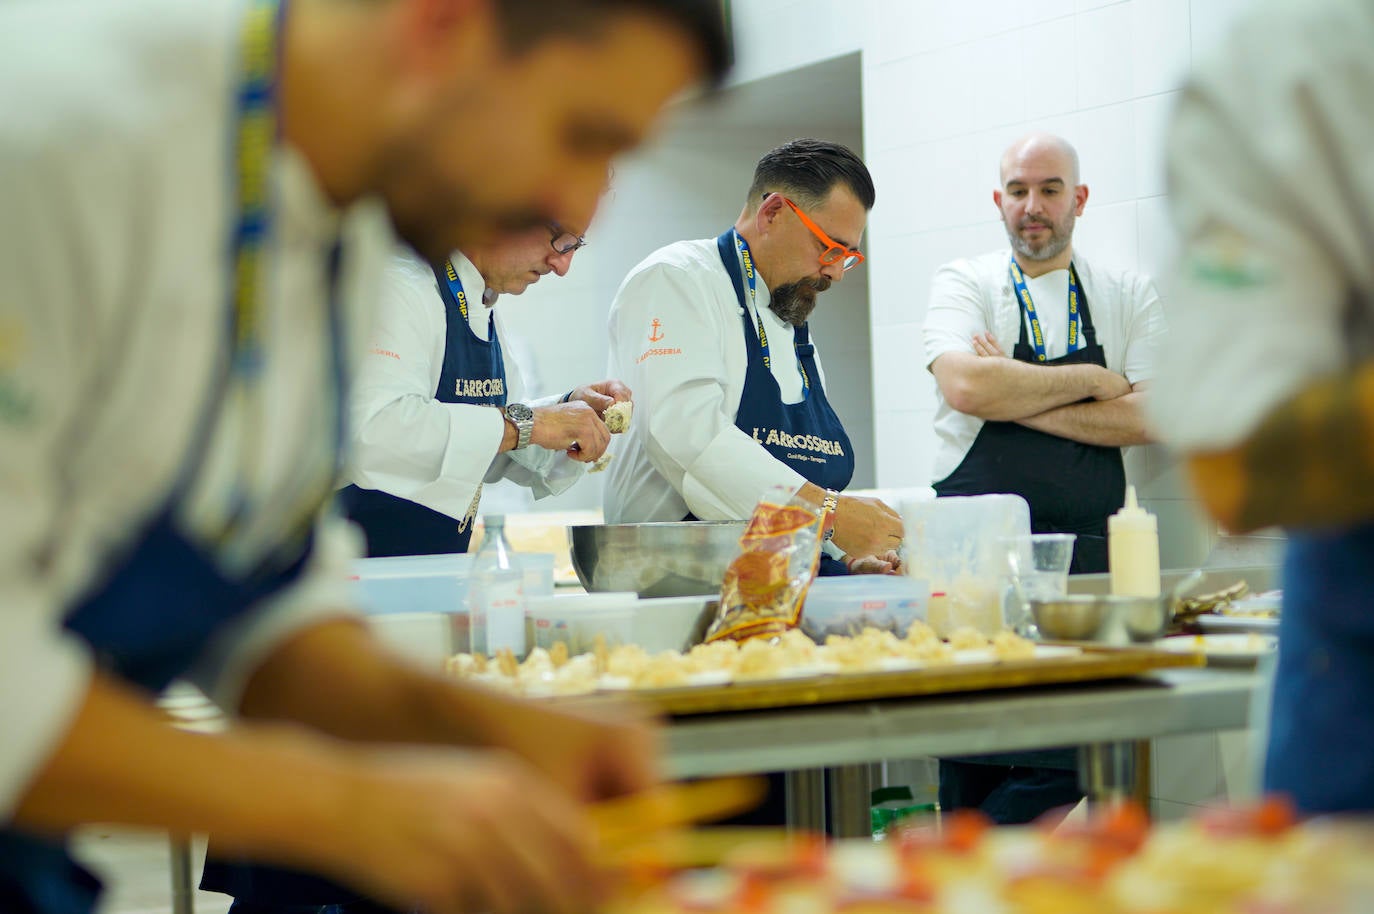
[215,0,348,548]
[442,258,472,321]
[733,231,809,398]
[1008,259,1083,363]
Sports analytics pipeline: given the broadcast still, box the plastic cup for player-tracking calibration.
[1004,533,1077,633]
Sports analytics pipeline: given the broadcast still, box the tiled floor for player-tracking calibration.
[72,829,228,914]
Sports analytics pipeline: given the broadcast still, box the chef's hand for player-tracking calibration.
[567,379,633,419]
[971,332,1006,358]
[334,746,599,914]
[845,550,904,575]
[528,401,610,461]
[832,495,904,560]
[486,698,660,803]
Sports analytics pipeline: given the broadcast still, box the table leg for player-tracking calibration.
[785,769,826,834]
[1079,742,1140,808]
[826,764,876,839]
[169,835,195,914]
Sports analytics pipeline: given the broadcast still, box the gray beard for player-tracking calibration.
[769,278,830,327]
[1006,214,1075,263]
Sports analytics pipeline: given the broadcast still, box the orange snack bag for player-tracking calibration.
[706,489,825,643]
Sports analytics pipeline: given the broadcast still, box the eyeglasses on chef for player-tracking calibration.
[548,223,587,255]
[771,194,865,271]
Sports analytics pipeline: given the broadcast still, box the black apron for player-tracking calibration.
[933,263,1125,574]
[337,260,507,558]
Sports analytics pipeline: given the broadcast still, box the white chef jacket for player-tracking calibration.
[347,252,582,520]
[0,0,392,817]
[923,250,1165,482]
[1149,0,1374,451]
[605,237,835,524]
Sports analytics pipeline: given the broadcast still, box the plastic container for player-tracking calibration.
[349,553,475,616]
[525,592,639,652]
[800,575,930,641]
[901,494,1032,637]
[365,611,451,670]
[1109,486,1160,597]
[468,515,526,655]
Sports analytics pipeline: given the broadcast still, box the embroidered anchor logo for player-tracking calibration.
[648,319,664,342]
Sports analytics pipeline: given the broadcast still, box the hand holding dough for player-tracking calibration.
[604,401,633,435]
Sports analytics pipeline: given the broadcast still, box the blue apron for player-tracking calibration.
[1265,525,1374,813]
[712,230,854,578]
[337,261,506,558]
[0,2,350,908]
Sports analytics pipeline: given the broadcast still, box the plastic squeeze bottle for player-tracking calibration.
[1109,486,1160,597]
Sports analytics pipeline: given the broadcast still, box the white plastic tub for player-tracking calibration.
[800,575,930,641]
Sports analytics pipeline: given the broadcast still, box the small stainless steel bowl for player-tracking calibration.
[569,521,746,598]
[1030,594,1168,644]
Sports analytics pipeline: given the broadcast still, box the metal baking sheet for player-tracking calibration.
[572,645,1203,717]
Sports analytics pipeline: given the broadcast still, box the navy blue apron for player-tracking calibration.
[934,261,1124,821]
[1265,525,1374,813]
[0,2,351,908]
[933,261,1125,575]
[337,260,506,558]
[715,230,855,496]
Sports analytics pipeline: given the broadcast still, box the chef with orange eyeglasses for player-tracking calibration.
[606,138,902,573]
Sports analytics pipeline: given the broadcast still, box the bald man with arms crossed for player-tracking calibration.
[922,134,1166,824]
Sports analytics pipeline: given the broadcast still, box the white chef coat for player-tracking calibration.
[923,250,1165,482]
[0,0,392,816]
[347,252,583,520]
[605,237,829,524]
[1149,0,1374,450]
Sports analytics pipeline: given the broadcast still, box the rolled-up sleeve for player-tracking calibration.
[618,263,804,520]
[923,260,991,368]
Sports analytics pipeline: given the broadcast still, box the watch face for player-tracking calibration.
[506,403,533,421]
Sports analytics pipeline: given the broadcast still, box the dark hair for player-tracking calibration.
[492,0,733,87]
[747,138,875,211]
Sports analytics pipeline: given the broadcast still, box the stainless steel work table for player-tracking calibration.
[166,666,1263,911]
[663,667,1262,836]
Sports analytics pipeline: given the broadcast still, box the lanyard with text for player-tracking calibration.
[1008,258,1083,363]
[443,258,471,321]
[211,0,283,538]
[733,231,810,398]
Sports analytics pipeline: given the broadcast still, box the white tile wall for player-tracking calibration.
[1076,3,1137,110]
[845,0,1224,563]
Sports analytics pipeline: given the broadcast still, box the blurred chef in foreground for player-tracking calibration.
[0,1,729,912]
[339,223,630,559]
[1150,0,1374,814]
[605,138,904,574]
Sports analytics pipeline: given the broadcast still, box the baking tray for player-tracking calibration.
[1194,613,1280,635]
[569,644,1204,716]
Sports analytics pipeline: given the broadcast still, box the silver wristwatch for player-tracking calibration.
[503,402,535,450]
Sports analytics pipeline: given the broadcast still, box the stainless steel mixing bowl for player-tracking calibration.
[569,521,746,597]
[1030,593,1170,644]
